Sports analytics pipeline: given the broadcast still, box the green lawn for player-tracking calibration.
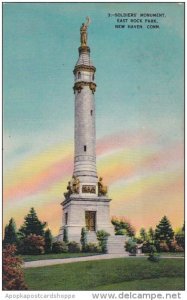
[21,252,100,262]
[159,252,184,257]
[24,257,184,291]
[93,277,184,291]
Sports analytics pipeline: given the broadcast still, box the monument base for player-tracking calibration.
[57,194,114,243]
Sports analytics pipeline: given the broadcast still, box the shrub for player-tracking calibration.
[63,227,68,243]
[115,229,127,235]
[111,216,135,237]
[125,239,137,255]
[85,243,101,253]
[158,241,170,252]
[175,229,185,250]
[80,227,87,252]
[147,245,160,263]
[68,241,81,253]
[170,240,184,252]
[44,229,53,253]
[135,237,143,244]
[52,241,68,253]
[96,230,110,253]
[19,234,45,255]
[148,253,160,262]
[142,241,152,253]
[3,244,27,290]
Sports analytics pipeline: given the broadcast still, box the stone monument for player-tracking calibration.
[58,19,127,253]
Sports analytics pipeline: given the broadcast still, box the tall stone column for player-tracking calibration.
[73,45,98,190]
[58,18,114,244]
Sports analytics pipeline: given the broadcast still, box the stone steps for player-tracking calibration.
[56,231,129,255]
[107,235,128,254]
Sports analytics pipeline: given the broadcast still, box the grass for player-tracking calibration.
[159,252,184,257]
[24,257,184,291]
[93,277,184,291]
[21,252,100,262]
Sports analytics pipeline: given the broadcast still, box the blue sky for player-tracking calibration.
[4,2,184,138]
[3,3,184,233]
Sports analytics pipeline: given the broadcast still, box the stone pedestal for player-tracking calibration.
[58,195,114,243]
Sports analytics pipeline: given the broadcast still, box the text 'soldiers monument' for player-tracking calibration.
[59,18,114,243]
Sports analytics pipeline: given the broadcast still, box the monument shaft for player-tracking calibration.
[59,19,115,245]
[73,49,97,185]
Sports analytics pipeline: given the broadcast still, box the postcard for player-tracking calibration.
[2,2,185,295]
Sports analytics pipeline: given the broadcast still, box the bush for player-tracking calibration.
[3,244,27,290]
[80,228,87,252]
[125,239,137,255]
[44,229,53,253]
[68,241,81,253]
[19,234,45,255]
[147,245,160,263]
[158,241,170,252]
[142,241,152,253]
[52,241,68,253]
[111,216,135,237]
[135,237,143,244]
[148,253,160,262]
[170,240,184,252]
[175,229,185,250]
[96,230,110,253]
[115,229,127,235]
[85,243,101,253]
[63,227,68,243]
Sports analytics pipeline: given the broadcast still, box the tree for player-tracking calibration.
[175,226,185,250]
[148,227,155,242]
[3,244,27,290]
[80,227,87,252]
[19,234,45,255]
[3,218,18,246]
[19,207,47,237]
[139,228,148,242]
[111,216,135,237]
[63,227,68,243]
[44,229,53,253]
[155,216,174,246]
